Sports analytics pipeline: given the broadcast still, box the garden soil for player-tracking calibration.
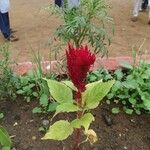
[0,0,150,62]
[0,100,150,150]
[0,0,150,149]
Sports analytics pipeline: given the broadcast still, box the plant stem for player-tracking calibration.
[73,93,82,150]
[73,128,81,150]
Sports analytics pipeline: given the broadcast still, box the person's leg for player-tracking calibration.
[148,0,150,24]
[133,0,143,17]
[0,12,18,41]
[142,0,148,9]
[55,0,63,7]
[0,12,10,39]
[1,12,11,39]
[132,0,143,21]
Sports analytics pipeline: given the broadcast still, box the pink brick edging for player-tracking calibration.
[12,55,150,75]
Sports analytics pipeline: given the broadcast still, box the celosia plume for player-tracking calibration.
[66,44,96,93]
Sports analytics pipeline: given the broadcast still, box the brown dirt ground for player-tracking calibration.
[0,100,150,150]
[0,0,150,62]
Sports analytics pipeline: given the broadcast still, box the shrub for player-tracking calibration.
[107,60,150,114]
[0,44,18,100]
[42,44,114,149]
[48,0,113,55]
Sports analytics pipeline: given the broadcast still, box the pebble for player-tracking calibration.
[32,136,37,141]
[42,119,50,128]
[32,136,36,141]
[130,119,135,123]
[102,114,113,126]
[13,122,18,126]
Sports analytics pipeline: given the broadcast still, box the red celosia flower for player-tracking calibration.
[66,44,96,93]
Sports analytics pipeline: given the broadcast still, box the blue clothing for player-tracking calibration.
[142,0,148,9]
[55,0,63,7]
[0,12,10,39]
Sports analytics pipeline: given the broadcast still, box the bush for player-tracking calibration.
[107,60,150,114]
[48,0,113,55]
[0,44,18,100]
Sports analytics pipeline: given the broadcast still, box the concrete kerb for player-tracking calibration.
[12,55,150,75]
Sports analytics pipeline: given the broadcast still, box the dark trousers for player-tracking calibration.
[55,0,63,7]
[0,12,10,39]
[142,0,148,9]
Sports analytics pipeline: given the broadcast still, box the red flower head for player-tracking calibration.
[66,44,96,93]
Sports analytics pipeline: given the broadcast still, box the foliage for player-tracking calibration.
[42,45,114,148]
[0,44,18,100]
[0,113,4,120]
[107,60,150,114]
[15,70,39,102]
[87,68,113,83]
[42,79,114,144]
[0,126,11,150]
[31,51,58,114]
[0,44,58,114]
[48,0,113,55]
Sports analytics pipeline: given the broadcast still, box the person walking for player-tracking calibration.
[132,0,143,21]
[68,0,80,9]
[55,0,80,8]
[0,0,18,41]
[55,0,63,7]
[142,0,148,10]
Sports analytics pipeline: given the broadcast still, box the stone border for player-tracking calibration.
[12,55,150,75]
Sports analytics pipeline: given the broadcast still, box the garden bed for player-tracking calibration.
[0,100,150,150]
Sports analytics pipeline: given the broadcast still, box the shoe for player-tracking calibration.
[7,35,19,42]
[131,16,138,22]
[10,28,17,33]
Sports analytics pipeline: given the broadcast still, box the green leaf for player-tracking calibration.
[0,126,11,147]
[114,69,123,80]
[123,107,133,115]
[71,119,81,128]
[143,99,150,110]
[123,80,138,89]
[32,107,42,114]
[135,109,141,115]
[70,113,94,131]
[80,113,95,131]
[48,102,59,112]
[61,80,77,91]
[83,80,115,109]
[40,94,48,107]
[55,102,80,115]
[16,90,25,94]
[0,113,4,119]
[27,70,35,79]
[45,79,73,103]
[129,98,136,105]
[112,108,120,114]
[2,146,10,150]
[38,127,45,133]
[120,61,133,70]
[32,92,39,97]
[42,120,73,141]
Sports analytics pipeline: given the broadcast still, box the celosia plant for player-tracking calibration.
[42,44,114,149]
